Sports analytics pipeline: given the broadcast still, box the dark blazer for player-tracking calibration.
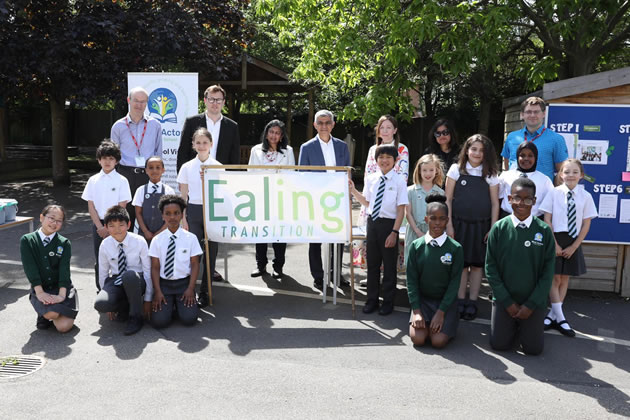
[176,113,241,172]
[298,136,351,169]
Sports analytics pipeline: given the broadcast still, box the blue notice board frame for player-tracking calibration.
[546,103,630,245]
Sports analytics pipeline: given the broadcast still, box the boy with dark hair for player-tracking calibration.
[94,205,152,336]
[485,177,555,355]
[149,195,202,328]
[82,140,132,290]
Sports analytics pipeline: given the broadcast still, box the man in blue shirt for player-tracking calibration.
[501,97,567,182]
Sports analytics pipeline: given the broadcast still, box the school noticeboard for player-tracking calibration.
[202,170,351,244]
[127,72,198,190]
[546,103,630,244]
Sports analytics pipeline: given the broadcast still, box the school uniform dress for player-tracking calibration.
[447,163,499,267]
[248,144,296,272]
[149,227,203,327]
[20,230,78,319]
[132,181,175,239]
[177,155,222,293]
[81,169,132,288]
[94,232,152,318]
[406,232,463,338]
[363,169,409,308]
[485,215,556,355]
[499,169,554,218]
[539,185,597,276]
[404,184,444,264]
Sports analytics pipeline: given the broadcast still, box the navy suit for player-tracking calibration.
[298,136,351,282]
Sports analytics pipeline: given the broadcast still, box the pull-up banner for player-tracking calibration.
[203,170,351,244]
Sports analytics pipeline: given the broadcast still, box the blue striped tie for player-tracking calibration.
[152,184,158,193]
[567,191,577,238]
[164,235,177,279]
[114,243,127,286]
[371,175,387,219]
[42,237,51,247]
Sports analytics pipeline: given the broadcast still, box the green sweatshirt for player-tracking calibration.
[20,231,72,290]
[406,236,464,312]
[485,217,555,309]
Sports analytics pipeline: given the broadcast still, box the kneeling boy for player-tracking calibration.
[94,205,152,335]
[149,195,202,328]
[485,177,555,355]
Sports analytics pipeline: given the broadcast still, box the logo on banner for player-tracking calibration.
[148,88,178,124]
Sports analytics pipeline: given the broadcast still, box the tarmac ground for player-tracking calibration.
[1,173,629,418]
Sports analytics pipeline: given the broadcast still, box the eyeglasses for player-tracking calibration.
[511,197,534,205]
[45,215,63,225]
[523,110,542,116]
[205,97,224,104]
[316,120,333,126]
[434,129,450,138]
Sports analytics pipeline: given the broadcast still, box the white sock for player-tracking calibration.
[552,302,571,329]
[544,309,554,325]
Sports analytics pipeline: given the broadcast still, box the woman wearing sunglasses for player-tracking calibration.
[426,119,460,182]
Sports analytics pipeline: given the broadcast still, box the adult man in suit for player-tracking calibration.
[176,84,241,307]
[298,110,351,290]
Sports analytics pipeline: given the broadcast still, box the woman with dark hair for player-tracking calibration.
[248,119,295,278]
[425,118,459,173]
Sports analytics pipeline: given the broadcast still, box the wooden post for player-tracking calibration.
[201,169,213,305]
[286,92,293,143]
[347,168,356,318]
[307,89,314,140]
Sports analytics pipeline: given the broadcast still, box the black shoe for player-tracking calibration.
[543,316,556,331]
[378,303,394,316]
[36,315,52,330]
[115,310,129,322]
[272,269,283,279]
[462,302,478,321]
[212,271,224,282]
[251,267,267,277]
[197,292,210,308]
[555,320,576,337]
[313,279,323,290]
[363,301,379,314]
[124,316,143,336]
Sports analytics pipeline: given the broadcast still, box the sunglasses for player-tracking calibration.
[434,129,450,138]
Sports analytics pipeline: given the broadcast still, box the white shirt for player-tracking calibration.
[98,232,153,300]
[132,181,176,207]
[363,169,409,219]
[177,155,222,205]
[424,231,448,247]
[509,214,533,229]
[248,144,295,170]
[317,135,337,172]
[81,169,132,218]
[37,229,56,244]
[539,184,598,235]
[446,163,500,186]
[205,113,223,161]
[149,227,203,279]
[499,169,554,216]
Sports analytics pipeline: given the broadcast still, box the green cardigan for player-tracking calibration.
[20,231,72,290]
[485,217,555,309]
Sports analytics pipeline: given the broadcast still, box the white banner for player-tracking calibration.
[127,72,198,190]
[203,170,351,244]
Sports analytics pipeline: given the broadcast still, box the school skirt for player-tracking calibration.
[409,298,459,339]
[554,232,587,276]
[30,286,79,319]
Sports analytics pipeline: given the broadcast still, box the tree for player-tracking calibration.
[0,0,249,185]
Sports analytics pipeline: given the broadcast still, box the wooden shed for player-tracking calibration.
[502,67,630,296]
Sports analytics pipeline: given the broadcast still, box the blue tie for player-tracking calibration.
[114,243,127,286]
[371,176,387,219]
[164,235,177,279]
[567,191,577,238]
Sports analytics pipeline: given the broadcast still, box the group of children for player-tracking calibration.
[21,127,596,355]
[351,134,596,355]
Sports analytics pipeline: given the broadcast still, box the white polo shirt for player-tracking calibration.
[149,227,203,279]
[363,169,408,219]
[539,184,597,235]
[81,169,132,219]
[177,156,222,205]
[98,232,152,300]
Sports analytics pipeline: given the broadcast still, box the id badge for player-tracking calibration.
[135,155,146,167]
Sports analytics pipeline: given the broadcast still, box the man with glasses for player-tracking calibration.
[176,84,241,306]
[111,86,163,232]
[501,96,567,182]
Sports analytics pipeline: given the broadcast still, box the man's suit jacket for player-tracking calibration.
[176,113,241,172]
[298,136,350,169]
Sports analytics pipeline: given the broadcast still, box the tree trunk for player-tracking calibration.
[478,96,491,136]
[0,98,8,161]
[50,96,70,185]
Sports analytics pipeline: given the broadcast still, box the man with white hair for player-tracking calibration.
[111,86,163,230]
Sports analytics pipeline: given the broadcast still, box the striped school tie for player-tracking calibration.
[517,222,527,229]
[371,175,387,219]
[152,184,158,193]
[519,172,528,178]
[114,243,127,286]
[567,191,577,238]
[429,239,438,247]
[42,237,51,247]
[164,235,176,279]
